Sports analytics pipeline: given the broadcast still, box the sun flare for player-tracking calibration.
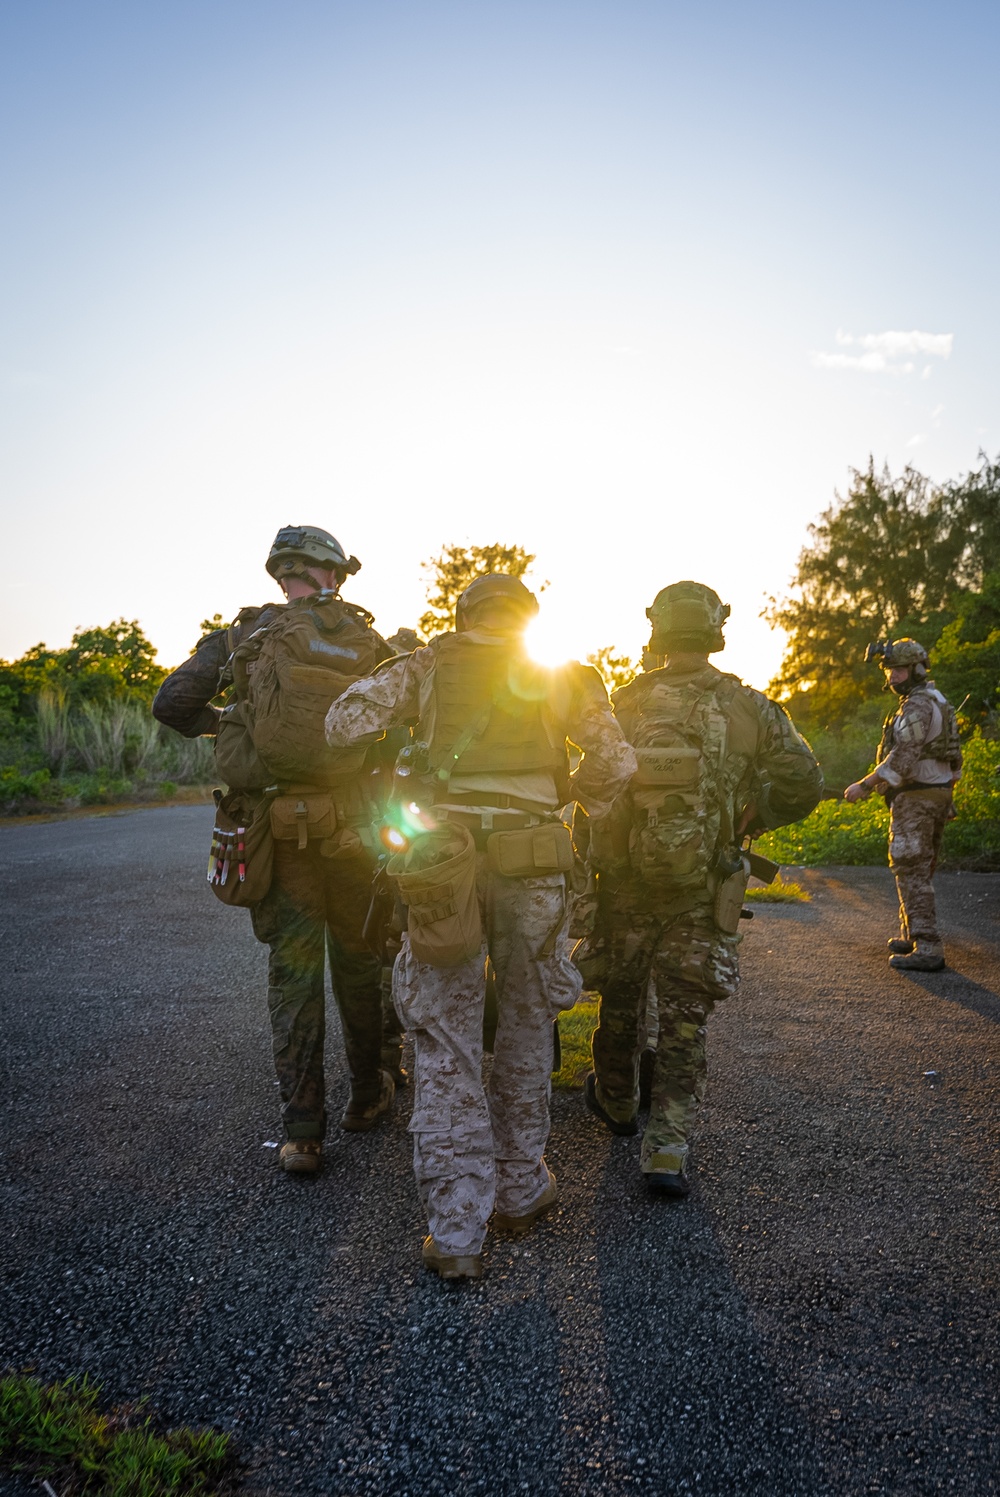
[523,615,575,667]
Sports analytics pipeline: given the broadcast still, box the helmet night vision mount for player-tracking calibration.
[266,526,361,585]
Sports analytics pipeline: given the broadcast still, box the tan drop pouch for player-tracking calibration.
[388,824,483,968]
[486,822,575,878]
[714,860,750,936]
[207,790,274,907]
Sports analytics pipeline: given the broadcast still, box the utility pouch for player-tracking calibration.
[486,822,574,878]
[388,824,482,967]
[207,789,274,907]
[714,859,750,936]
[632,746,700,787]
[269,792,337,851]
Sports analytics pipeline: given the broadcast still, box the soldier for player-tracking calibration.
[153,526,396,1173]
[844,638,962,972]
[578,581,823,1197]
[324,574,637,1279]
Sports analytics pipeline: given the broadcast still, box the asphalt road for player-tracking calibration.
[1,805,999,1496]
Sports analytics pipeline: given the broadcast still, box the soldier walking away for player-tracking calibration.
[325,574,637,1279]
[153,526,398,1174]
[576,582,823,1198]
[844,638,962,973]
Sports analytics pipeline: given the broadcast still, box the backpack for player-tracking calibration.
[219,595,385,789]
[614,670,742,888]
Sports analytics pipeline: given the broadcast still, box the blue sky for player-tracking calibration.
[2,0,997,684]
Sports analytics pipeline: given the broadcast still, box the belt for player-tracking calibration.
[441,790,558,816]
[435,807,541,832]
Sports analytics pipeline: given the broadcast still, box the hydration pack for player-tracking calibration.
[611,670,744,888]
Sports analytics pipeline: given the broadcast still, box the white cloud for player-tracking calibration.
[811,328,953,375]
[906,433,927,447]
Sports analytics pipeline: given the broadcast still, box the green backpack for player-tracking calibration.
[215,595,386,789]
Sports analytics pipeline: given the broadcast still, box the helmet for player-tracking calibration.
[455,574,538,631]
[864,637,928,671]
[646,581,730,652]
[265,525,361,585]
[865,637,928,692]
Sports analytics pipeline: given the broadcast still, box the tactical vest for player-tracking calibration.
[424,634,570,794]
[877,683,962,775]
[604,664,763,889]
[214,594,386,790]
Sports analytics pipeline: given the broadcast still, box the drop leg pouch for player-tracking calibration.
[388,824,482,967]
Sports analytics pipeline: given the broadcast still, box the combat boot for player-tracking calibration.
[341,1069,396,1132]
[889,940,945,973]
[887,937,914,955]
[422,1236,483,1281]
[644,1149,691,1200]
[493,1169,558,1235]
[279,1139,322,1174]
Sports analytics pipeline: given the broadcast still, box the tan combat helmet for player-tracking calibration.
[265,525,361,588]
[646,580,731,653]
[455,574,539,632]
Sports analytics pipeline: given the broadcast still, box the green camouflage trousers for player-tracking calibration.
[888,788,952,945]
[584,886,740,1173]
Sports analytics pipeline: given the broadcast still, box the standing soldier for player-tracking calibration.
[153,526,397,1173]
[324,574,637,1280]
[844,638,962,972]
[578,581,823,1198]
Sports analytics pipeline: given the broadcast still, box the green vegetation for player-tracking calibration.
[0,1373,232,1495]
[0,620,214,815]
[745,876,811,903]
[554,993,600,1090]
[756,730,1000,869]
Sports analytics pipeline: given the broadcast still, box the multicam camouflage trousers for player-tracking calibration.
[888,787,953,945]
[394,863,581,1256]
[583,884,741,1174]
[250,839,383,1141]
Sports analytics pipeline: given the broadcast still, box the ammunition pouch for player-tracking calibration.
[388,824,482,968]
[485,822,574,878]
[269,790,372,860]
[207,788,274,907]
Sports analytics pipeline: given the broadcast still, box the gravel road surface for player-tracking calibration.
[2,805,999,1495]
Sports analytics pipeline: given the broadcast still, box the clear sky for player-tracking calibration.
[2,0,998,687]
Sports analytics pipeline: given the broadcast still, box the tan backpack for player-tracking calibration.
[222,595,386,788]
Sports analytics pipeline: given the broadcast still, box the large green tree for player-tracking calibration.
[419,543,538,638]
[767,459,980,727]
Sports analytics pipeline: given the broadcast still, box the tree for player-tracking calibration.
[419,543,538,638]
[586,646,638,694]
[943,451,1000,590]
[199,613,226,640]
[933,571,1000,722]
[767,460,967,728]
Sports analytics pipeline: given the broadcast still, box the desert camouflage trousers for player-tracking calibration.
[394,862,581,1256]
[585,885,741,1173]
[888,788,952,945]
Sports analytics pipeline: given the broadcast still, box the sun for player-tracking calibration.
[523,614,575,667]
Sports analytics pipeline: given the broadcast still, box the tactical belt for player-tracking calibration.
[435,807,542,833]
[440,789,558,816]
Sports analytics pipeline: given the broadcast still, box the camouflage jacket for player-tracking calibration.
[151,606,283,739]
[323,634,638,821]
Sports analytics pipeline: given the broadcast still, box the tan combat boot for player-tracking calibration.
[422,1236,483,1281]
[341,1069,396,1132]
[889,939,945,972]
[492,1170,558,1235]
[279,1139,323,1174]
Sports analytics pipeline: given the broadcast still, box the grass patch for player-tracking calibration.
[555,992,599,1090]
[745,876,811,903]
[0,1372,234,1495]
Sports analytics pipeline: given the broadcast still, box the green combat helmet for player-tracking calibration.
[646,581,731,654]
[265,525,361,587]
[455,574,539,632]
[864,637,929,691]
